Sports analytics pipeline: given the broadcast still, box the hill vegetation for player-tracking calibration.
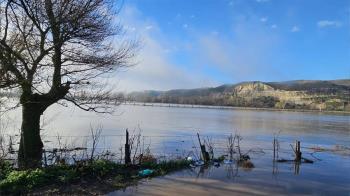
[125,80,350,111]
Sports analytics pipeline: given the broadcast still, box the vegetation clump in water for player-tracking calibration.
[0,159,191,195]
[239,159,255,169]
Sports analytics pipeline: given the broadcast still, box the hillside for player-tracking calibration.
[126,80,350,111]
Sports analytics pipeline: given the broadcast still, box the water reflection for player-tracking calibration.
[2,104,350,195]
[294,161,300,175]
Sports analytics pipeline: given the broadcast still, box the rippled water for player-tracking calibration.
[1,104,350,195]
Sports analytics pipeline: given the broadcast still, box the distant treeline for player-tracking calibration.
[2,80,349,112]
[124,94,349,111]
[122,80,350,112]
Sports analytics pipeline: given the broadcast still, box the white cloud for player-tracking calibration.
[195,18,282,82]
[113,5,287,92]
[317,20,342,28]
[271,24,277,29]
[145,25,153,30]
[291,25,300,32]
[114,6,217,92]
[260,17,268,23]
[183,24,188,28]
[197,36,232,70]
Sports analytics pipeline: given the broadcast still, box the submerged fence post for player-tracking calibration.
[273,138,276,161]
[276,138,279,159]
[125,129,131,165]
[295,140,301,162]
[197,133,210,163]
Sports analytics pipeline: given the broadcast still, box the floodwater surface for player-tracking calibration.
[1,104,350,195]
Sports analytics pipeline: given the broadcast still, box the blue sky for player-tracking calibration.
[115,0,350,91]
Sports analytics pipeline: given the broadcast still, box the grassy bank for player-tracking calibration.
[0,159,190,195]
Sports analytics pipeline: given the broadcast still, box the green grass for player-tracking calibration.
[0,159,190,195]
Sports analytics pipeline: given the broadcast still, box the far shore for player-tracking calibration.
[123,102,350,115]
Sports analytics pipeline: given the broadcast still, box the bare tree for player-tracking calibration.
[89,124,102,162]
[0,0,137,168]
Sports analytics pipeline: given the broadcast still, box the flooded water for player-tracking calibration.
[1,104,350,195]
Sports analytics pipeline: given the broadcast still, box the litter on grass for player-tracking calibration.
[139,169,154,177]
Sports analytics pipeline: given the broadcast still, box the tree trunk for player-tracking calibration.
[18,104,44,168]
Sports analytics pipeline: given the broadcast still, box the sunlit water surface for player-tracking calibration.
[1,104,350,195]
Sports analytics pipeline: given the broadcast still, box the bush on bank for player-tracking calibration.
[0,159,190,195]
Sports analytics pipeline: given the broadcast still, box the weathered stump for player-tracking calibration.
[197,133,210,163]
[125,129,131,165]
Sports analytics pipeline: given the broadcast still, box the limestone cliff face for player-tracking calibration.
[232,82,313,105]
[233,82,275,95]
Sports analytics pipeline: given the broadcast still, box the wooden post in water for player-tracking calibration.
[125,129,131,165]
[294,140,298,161]
[276,138,279,159]
[298,141,301,161]
[273,138,276,161]
[197,133,210,163]
[295,140,301,162]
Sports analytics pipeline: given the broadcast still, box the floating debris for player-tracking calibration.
[195,160,205,166]
[139,169,154,177]
[224,159,233,164]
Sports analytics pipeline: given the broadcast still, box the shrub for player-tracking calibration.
[0,161,13,180]
[0,159,189,194]
[0,169,47,193]
[89,159,119,177]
